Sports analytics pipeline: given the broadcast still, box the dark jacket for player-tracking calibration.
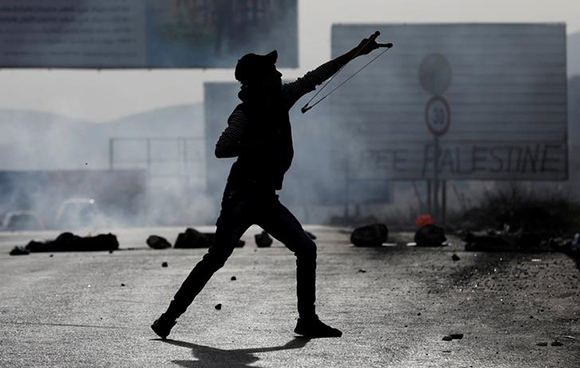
[227,100,293,190]
[215,60,341,190]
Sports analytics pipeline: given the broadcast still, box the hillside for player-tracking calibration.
[0,104,203,171]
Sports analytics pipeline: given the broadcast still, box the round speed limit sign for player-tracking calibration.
[425,96,451,136]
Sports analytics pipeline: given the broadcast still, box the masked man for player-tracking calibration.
[153,37,383,339]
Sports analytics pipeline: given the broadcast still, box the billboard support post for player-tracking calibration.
[433,135,440,222]
[109,138,114,170]
[442,180,447,224]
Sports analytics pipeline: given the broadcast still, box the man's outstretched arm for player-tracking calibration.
[282,36,384,108]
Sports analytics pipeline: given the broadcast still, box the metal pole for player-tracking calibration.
[433,136,440,221]
[427,180,432,215]
[181,138,189,201]
[344,157,350,218]
[442,180,447,225]
[412,180,424,212]
[109,138,114,170]
[146,138,151,173]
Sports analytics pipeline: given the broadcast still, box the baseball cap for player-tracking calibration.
[235,50,278,85]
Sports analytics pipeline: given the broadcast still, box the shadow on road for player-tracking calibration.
[160,337,310,368]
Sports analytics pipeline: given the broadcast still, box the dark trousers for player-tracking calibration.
[164,184,317,319]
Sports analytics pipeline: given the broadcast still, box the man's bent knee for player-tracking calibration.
[296,239,317,261]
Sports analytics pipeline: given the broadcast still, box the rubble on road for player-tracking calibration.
[9,245,30,256]
[255,231,273,247]
[463,231,515,251]
[147,235,171,249]
[174,228,211,248]
[415,224,447,247]
[350,224,388,247]
[442,334,464,341]
[9,232,119,255]
[174,228,245,248]
[544,236,579,252]
[463,229,579,253]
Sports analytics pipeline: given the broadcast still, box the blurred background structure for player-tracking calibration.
[0,0,578,230]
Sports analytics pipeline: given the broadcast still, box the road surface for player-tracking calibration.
[1,225,578,367]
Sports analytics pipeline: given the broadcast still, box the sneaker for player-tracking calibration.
[151,315,176,339]
[294,315,342,338]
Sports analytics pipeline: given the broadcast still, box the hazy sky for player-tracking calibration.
[0,0,578,123]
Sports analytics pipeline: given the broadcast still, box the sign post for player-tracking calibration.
[421,54,452,223]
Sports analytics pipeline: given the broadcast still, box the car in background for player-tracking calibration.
[1,211,45,231]
[55,198,111,230]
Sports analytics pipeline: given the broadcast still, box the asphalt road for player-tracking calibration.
[0,225,579,367]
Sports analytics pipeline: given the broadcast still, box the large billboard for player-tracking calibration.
[0,0,297,68]
[331,24,568,181]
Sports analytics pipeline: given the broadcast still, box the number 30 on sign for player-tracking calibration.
[425,96,451,137]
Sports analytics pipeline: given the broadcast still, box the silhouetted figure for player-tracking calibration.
[152,37,382,339]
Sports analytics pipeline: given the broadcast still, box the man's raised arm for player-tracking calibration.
[282,36,386,108]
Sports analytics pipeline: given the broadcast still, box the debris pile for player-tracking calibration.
[10,232,119,255]
[174,228,211,248]
[9,246,30,256]
[537,341,564,347]
[174,228,245,248]
[414,224,447,247]
[350,224,388,247]
[463,229,579,252]
[255,231,273,247]
[543,234,580,261]
[147,235,171,249]
[463,231,517,251]
[442,333,464,341]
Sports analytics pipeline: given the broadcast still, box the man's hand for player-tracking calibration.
[334,32,393,68]
[355,36,392,56]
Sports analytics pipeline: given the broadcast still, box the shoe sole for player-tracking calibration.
[151,324,168,339]
[294,327,342,338]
